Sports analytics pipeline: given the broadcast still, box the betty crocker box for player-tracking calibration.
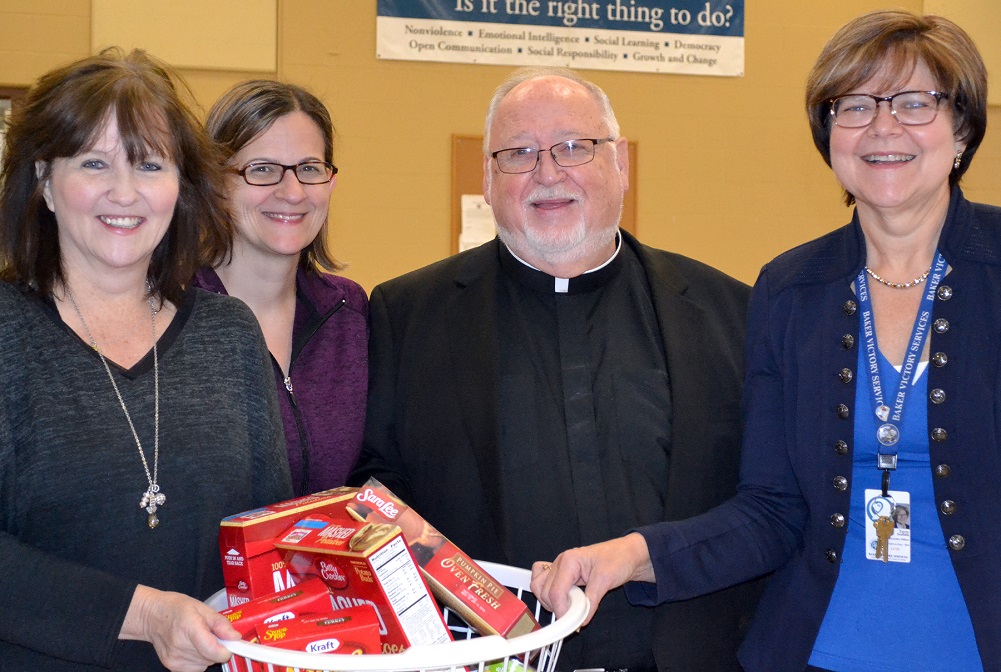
[347,479,540,638]
[219,487,357,606]
[274,516,453,654]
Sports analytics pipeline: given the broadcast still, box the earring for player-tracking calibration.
[953,151,963,170]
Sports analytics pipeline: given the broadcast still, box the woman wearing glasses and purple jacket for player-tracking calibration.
[195,81,367,495]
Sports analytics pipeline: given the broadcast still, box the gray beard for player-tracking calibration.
[497,216,619,272]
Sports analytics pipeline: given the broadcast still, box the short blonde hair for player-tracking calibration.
[805,10,987,203]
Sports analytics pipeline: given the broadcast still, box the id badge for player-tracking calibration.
[864,489,911,563]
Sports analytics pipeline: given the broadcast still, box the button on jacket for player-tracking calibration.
[627,188,1001,672]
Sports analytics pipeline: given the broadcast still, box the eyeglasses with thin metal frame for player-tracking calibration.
[828,90,950,129]
[490,137,616,174]
[233,160,338,186]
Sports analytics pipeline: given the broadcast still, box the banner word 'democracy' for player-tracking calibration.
[377,0,744,76]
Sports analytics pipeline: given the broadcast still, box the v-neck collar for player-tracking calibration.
[38,287,194,378]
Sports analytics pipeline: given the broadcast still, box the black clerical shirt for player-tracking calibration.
[496,238,671,671]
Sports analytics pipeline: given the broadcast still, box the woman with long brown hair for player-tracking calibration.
[0,49,292,671]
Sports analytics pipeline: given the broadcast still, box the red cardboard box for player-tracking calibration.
[218,577,334,639]
[348,480,539,638]
[275,516,453,654]
[255,606,382,655]
[219,487,357,606]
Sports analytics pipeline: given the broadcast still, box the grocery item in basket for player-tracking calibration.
[275,515,454,654]
[218,576,334,639]
[255,605,382,654]
[218,487,357,606]
[485,660,536,672]
[347,479,540,638]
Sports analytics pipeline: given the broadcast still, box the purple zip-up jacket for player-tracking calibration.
[195,266,368,495]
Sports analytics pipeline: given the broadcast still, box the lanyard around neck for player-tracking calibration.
[856,250,947,494]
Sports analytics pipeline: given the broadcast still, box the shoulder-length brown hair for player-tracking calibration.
[206,79,343,274]
[0,47,231,304]
[805,10,987,205]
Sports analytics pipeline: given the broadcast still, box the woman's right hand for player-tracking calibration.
[530,532,655,627]
[120,584,239,672]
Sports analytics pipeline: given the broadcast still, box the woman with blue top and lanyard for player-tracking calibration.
[531,10,1000,671]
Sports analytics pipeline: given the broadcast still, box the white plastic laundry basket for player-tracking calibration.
[208,560,588,672]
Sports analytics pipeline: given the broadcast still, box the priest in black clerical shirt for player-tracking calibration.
[350,65,762,672]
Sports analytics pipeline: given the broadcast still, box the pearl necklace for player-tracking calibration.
[66,287,165,529]
[864,266,932,290]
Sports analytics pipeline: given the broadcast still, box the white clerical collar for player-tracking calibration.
[505,232,623,293]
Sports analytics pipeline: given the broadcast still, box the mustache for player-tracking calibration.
[524,186,581,206]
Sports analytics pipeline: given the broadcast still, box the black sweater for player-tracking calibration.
[0,285,292,670]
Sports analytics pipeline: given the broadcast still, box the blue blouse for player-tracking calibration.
[810,346,981,671]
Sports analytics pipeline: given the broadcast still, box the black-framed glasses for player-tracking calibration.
[829,90,949,128]
[234,161,337,186]
[490,138,615,174]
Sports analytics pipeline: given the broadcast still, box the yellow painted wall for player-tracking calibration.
[91,0,278,72]
[926,0,1001,105]
[2,0,1000,290]
[0,0,91,82]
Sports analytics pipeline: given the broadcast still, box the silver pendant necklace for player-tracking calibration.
[66,285,164,529]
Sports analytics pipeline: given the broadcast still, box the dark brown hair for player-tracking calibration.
[805,10,987,205]
[0,47,231,303]
[206,79,343,273]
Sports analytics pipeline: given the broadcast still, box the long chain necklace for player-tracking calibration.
[864,265,932,289]
[66,286,165,529]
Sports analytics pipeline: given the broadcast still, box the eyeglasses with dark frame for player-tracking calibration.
[828,90,950,129]
[490,138,616,174]
[233,160,337,186]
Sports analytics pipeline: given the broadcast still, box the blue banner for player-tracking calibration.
[377,0,745,76]
[380,0,743,36]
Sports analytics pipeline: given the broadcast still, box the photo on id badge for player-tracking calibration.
[865,489,911,563]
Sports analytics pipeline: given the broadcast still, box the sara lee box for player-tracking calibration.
[219,577,334,639]
[255,605,382,655]
[347,479,539,638]
[274,516,453,654]
[219,487,357,606]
